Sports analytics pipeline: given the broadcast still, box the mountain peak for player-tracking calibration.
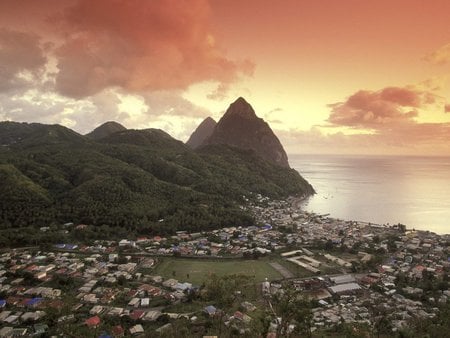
[186,117,217,149]
[86,121,126,140]
[225,97,256,119]
[202,98,290,168]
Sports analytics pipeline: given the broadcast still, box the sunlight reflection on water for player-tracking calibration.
[291,154,450,234]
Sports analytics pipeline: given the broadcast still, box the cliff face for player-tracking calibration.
[186,117,216,149]
[203,97,290,168]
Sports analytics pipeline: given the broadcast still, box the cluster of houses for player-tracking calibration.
[0,195,449,336]
[0,248,206,336]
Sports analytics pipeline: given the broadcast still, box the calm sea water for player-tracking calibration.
[291,154,450,235]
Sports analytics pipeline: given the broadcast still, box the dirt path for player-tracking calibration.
[269,262,294,279]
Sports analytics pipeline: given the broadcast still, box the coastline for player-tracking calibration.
[290,195,450,237]
[291,154,450,236]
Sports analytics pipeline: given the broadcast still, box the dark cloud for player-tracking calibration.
[53,0,254,98]
[328,87,436,128]
[0,29,47,92]
[0,0,253,99]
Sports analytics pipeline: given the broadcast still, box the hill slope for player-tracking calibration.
[0,121,313,233]
[85,121,127,140]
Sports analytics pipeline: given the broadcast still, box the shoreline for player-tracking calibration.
[290,195,450,237]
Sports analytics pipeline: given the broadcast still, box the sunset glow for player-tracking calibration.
[0,0,449,155]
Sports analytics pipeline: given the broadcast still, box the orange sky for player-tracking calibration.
[0,0,449,155]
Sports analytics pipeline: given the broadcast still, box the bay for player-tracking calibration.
[291,154,450,234]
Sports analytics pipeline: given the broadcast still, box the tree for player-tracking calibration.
[203,273,252,308]
[324,239,334,251]
[272,287,313,337]
[373,314,392,338]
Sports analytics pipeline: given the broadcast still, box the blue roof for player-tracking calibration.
[204,305,217,314]
[98,334,112,338]
[65,244,78,250]
[27,298,43,306]
[0,300,6,306]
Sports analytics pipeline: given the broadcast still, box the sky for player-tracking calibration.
[0,0,449,156]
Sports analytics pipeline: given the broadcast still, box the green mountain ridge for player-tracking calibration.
[0,120,314,233]
[85,121,127,140]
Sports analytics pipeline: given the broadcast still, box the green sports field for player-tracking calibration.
[153,258,282,285]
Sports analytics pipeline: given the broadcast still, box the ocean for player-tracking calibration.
[291,154,450,235]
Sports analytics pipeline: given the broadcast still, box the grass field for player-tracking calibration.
[153,258,282,285]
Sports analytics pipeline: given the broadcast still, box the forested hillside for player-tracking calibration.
[0,121,314,233]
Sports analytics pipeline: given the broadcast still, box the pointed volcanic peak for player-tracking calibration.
[203,97,290,168]
[186,117,217,149]
[85,121,127,140]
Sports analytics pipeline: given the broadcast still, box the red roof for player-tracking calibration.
[112,325,125,336]
[414,265,426,271]
[26,265,38,271]
[234,311,244,320]
[130,310,145,320]
[20,298,31,307]
[85,315,101,327]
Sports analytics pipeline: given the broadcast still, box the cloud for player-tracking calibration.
[278,123,450,156]
[207,83,230,101]
[51,0,253,98]
[0,29,47,92]
[424,43,450,65]
[0,0,253,99]
[278,83,450,156]
[328,87,436,129]
[143,91,210,118]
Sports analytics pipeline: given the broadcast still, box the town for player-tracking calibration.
[0,196,449,337]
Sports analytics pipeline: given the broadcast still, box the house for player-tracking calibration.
[140,298,149,307]
[26,297,43,308]
[162,278,178,288]
[143,310,161,321]
[112,325,125,337]
[21,311,45,321]
[107,307,124,316]
[34,323,49,335]
[175,282,192,291]
[204,305,217,316]
[90,305,104,315]
[0,327,12,337]
[129,324,144,335]
[85,315,101,327]
[128,298,140,307]
[262,280,271,294]
[330,275,356,285]
[130,310,145,320]
[328,282,362,294]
